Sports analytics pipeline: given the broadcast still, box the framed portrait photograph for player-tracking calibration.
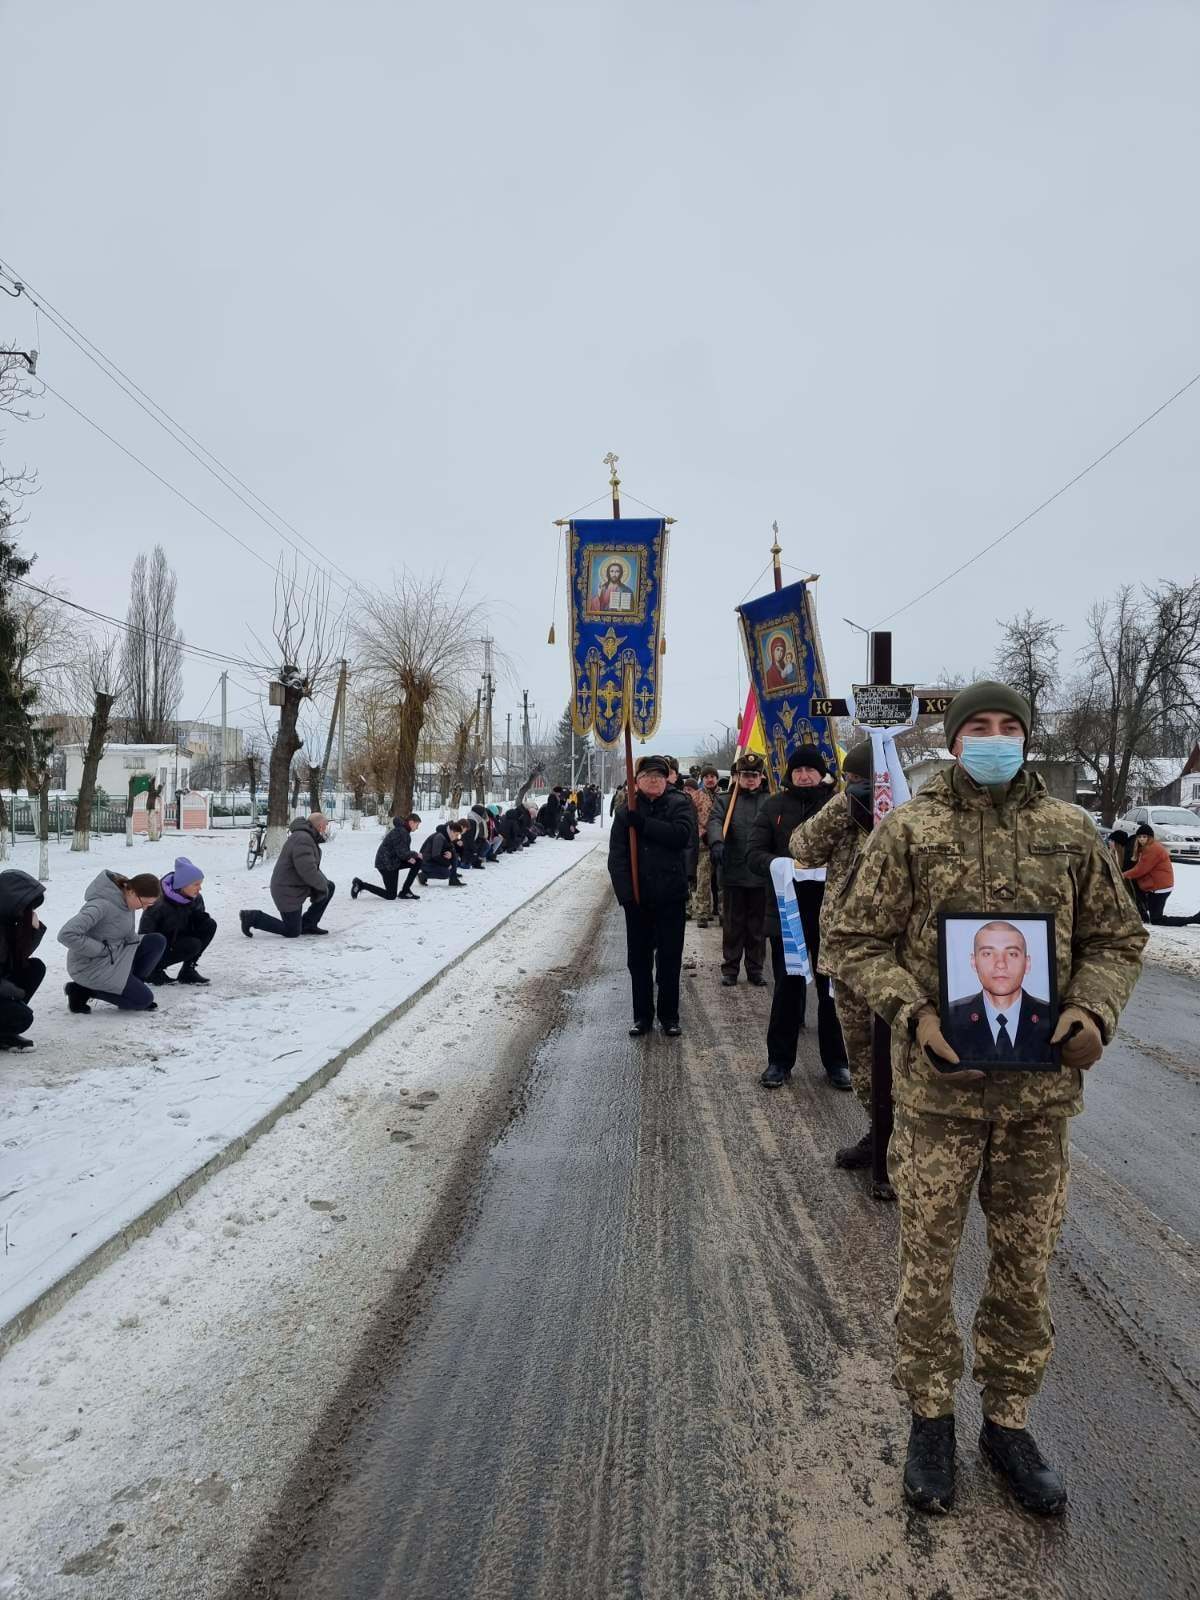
[937,913,1060,1072]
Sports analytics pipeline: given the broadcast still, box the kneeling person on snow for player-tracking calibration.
[240,814,336,939]
[419,821,468,887]
[141,858,216,985]
[823,681,1146,1518]
[0,870,48,1049]
[353,814,422,902]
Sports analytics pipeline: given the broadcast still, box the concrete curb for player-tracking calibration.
[1,842,603,1355]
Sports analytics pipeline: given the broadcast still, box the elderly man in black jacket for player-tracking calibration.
[608,753,694,1038]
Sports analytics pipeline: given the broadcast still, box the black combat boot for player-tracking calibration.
[980,1420,1067,1515]
[825,1063,852,1091]
[351,878,362,899]
[835,1130,873,1169]
[239,911,255,939]
[759,1063,791,1088]
[146,967,176,986]
[903,1414,956,1513]
[177,964,210,985]
[628,1020,653,1037]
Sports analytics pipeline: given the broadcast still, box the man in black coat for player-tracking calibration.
[747,747,852,1089]
[706,752,771,986]
[141,856,217,982]
[608,753,694,1037]
[352,814,422,902]
[419,821,468,886]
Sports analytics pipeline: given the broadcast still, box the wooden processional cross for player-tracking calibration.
[811,632,954,1202]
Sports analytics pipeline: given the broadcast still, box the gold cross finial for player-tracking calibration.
[603,451,620,486]
[770,520,782,556]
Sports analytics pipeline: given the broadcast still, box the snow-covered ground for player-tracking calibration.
[0,848,613,1600]
[0,817,603,1344]
[1144,861,1200,980]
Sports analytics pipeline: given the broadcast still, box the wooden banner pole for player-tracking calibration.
[606,452,640,905]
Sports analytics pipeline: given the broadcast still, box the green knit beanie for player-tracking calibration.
[944,681,1031,748]
[840,742,872,781]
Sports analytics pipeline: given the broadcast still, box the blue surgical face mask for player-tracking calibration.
[958,734,1025,787]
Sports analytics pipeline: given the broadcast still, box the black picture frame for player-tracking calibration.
[937,912,1061,1073]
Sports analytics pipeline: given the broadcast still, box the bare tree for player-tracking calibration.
[262,564,343,855]
[345,684,400,814]
[121,546,184,741]
[69,633,126,852]
[1055,580,1200,822]
[353,571,490,816]
[993,610,1063,752]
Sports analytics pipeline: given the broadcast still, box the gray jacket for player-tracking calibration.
[58,871,145,993]
[706,785,770,888]
[271,817,330,912]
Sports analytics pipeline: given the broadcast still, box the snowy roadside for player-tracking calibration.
[0,849,613,1600]
[0,819,604,1347]
[1143,861,1200,981]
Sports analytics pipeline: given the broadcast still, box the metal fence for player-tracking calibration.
[7,800,128,837]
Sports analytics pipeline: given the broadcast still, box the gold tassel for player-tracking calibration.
[660,635,666,655]
[547,624,556,645]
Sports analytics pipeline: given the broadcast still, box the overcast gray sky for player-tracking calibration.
[2,0,1197,757]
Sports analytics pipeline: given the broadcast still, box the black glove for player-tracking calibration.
[709,840,725,866]
[627,807,645,833]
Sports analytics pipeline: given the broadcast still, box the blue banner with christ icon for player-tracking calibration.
[568,517,669,748]
[737,579,837,789]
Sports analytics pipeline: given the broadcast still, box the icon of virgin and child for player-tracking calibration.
[762,629,800,691]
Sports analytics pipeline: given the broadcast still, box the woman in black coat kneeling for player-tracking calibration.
[0,869,47,1050]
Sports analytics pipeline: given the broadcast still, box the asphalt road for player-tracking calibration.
[234,910,1200,1600]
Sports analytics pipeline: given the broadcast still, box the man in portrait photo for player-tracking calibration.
[588,557,635,613]
[946,920,1054,1065]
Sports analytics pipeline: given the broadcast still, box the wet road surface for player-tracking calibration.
[238,909,1200,1600]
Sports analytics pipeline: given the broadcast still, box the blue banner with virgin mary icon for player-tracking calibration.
[568,517,669,747]
[737,579,837,790]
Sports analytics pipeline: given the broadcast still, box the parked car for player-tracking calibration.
[1113,805,1200,860]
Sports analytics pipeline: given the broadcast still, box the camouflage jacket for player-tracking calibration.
[822,766,1146,1121]
[788,792,864,975]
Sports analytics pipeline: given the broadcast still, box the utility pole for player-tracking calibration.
[481,634,495,802]
[505,711,512,801]
[521,689,533,776]
[319,659,348,810]
[219,670,228,821]
[336,660,348,819]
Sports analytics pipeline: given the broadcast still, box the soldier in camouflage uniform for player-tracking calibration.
[788,743,875,1158]
[824,682,1145,1517]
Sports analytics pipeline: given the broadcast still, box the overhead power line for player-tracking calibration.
[0,257,360,601]
[9,576,275,673]
[875,367,1200,626]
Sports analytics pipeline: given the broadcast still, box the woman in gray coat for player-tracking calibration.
[58,871,167,1013]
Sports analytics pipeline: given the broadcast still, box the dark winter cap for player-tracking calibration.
[172,856,204,891]
[785,745,828,778]
[944,681,1031,748]
[841,742,872,781]
[635,754,671,778]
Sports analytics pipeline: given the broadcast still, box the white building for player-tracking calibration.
[64,743,192,802]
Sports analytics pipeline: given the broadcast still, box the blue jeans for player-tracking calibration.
[89,934,168,1010]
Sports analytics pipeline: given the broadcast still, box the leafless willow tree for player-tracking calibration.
[69,633,127,851]
[345,684,401,813]
[353,571,490,815]
[260,564,344,855]
[1052,580,1200,823]
[121,545,184,741]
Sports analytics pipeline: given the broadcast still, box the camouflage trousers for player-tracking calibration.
[887,1105,1070,1430]
[832,982,873,1114]
[689,849,716,926]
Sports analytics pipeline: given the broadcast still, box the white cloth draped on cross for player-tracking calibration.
[846,689,919,824]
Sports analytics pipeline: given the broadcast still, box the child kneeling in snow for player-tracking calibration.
[140,856,217,985]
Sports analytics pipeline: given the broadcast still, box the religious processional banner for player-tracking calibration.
[569,517,669,748]
[736,579,837,789]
